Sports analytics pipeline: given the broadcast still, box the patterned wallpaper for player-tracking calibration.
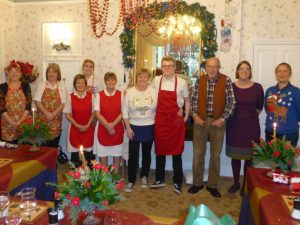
[240,0,300,61]
[2,0,299,85]
[0,0,16,82]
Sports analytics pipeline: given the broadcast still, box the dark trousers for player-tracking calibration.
[155,154,183,185]
[71,151,94,168]
[265,129,299,147]
[127,140,153,183]
[43,132,61,148]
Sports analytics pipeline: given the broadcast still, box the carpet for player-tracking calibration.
[57,163,242,223]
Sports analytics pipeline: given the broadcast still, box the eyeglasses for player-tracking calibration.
[162,65,175,69]
[239,68,250,72]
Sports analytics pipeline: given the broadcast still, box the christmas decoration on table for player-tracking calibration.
[290,177,300,193]
[119,1,217,69]
[272,169,292,184]
[48,160,124,225]
[9,60,39,83]
[0,141,18,149]
[17,115,50,151]
[253,136,300,172]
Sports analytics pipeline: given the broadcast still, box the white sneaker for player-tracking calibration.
[124,183,134,193]
[141,176,148,188]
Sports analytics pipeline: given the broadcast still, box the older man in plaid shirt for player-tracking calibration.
[188,57,236,198]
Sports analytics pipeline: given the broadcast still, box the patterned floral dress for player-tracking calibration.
[37,87,62,139]
[1,86,27,142]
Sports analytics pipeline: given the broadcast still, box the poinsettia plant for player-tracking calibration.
[253,137,300,171]
[9,60,39,83]
[48,162,124,225]
[17,117,50,146]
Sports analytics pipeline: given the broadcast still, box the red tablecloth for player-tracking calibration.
[0,145,58,191]
[240,167,300,225]
[16,208,155,225]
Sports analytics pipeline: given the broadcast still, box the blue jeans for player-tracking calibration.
[265,129,299,147]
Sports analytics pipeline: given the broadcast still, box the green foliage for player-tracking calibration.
[120,1,217,69]
[253,137,299,171]
[17,118,50,146]
[48,162,124,225]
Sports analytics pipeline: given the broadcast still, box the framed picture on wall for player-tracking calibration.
[42,22,82,56]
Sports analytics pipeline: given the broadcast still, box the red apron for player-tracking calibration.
[97,90,124,146]
[69,92,94,148]
[154,76,185,155]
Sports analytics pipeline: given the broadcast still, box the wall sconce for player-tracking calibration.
[48,23,72,52]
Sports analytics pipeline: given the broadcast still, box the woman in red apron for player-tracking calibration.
[64,74,95,167]
[94,72,124,174]
[34,63,67,147]
[150,56,190,194]
[0,61,32,143]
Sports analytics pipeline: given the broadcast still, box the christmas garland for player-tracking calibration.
[119,1,218,69]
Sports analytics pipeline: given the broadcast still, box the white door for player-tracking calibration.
[252,40,300,88]
[251,40,300,146]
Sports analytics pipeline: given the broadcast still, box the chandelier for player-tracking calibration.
[158,15,201,50]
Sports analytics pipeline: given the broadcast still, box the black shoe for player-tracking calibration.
[173,183,182,194]
[150,180,166,188]
[228,184,240,193]
[187,185,204,194]
[206,187,221,198]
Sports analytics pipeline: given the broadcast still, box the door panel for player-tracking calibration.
[251,40,300,146]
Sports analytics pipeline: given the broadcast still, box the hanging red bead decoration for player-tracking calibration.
[89,0,123,38]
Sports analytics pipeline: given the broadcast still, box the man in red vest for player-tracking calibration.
[150,56,190,194]
[188,57,235,197]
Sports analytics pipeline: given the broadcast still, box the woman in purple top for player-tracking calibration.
[226,61,264,194]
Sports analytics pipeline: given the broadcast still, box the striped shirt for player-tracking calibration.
[191,73,236,120]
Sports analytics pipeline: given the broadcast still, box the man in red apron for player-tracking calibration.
[150,56,190,194]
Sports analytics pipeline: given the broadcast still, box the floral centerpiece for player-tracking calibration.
[253,137,300,171]
[49,162,124,225]
[17,117,50,151]
[9,60,39,83]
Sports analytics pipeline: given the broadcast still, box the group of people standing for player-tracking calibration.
[187,59,300,198]
[1,56,300,198]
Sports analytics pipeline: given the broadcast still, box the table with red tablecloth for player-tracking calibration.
[14,204,182,225]
[0,145,58,200]
[238,167,300,225]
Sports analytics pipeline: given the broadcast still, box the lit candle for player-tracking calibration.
[144,59,148,67]
[32,107,36,124]
[79,145,87,168]
[273,122,277,140]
